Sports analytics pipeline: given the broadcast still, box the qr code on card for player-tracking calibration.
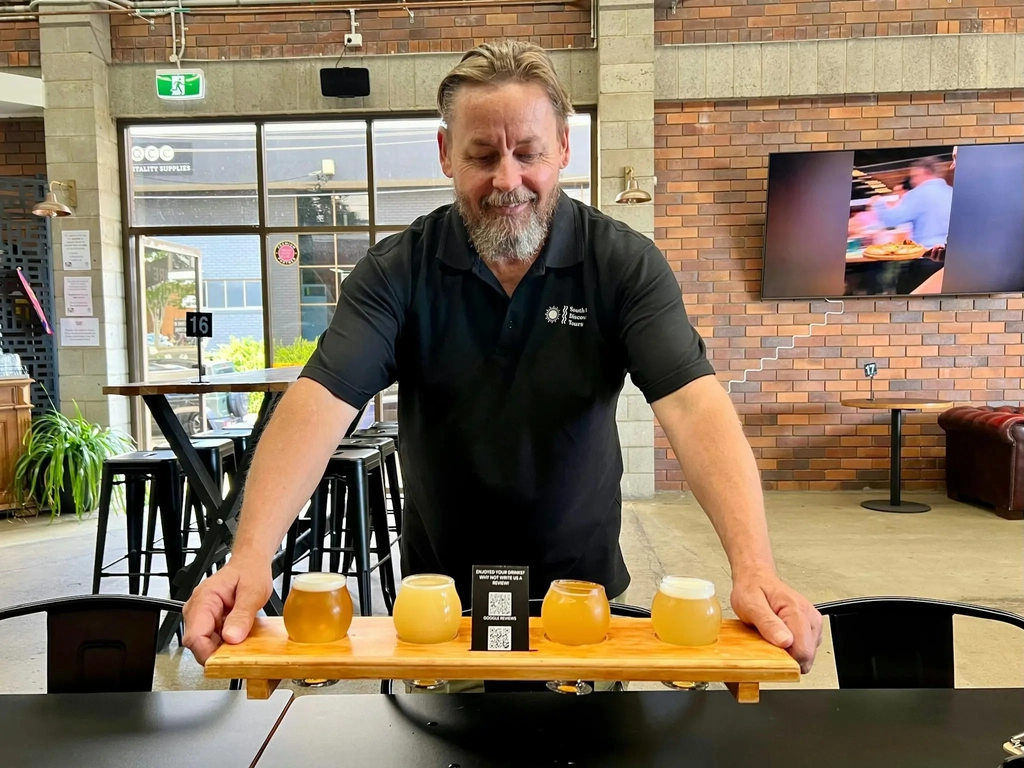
[488,591,513,617]
[487,625,512,651]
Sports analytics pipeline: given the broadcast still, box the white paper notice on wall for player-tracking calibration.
[60,317,100,347]
[63,276,93,316]
[61,230,91,270]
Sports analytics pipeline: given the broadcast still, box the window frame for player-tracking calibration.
[118,110,596,392]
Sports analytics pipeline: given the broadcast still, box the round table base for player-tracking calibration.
[861,500,930,514]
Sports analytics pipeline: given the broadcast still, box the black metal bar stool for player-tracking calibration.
[91,451,184,598]
[157,437,235,555]
[338,436,403,536]
[281,448,396,616]
[352,422,399,450]
[193,426,252,477]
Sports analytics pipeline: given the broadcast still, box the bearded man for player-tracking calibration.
[182,40,822,675]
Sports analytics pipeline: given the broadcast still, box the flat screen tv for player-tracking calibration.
[761,142,1024,299]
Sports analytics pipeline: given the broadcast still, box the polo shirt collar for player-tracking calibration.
[439,190,582,271]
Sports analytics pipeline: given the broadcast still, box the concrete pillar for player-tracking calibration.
[39,11,129,432]
[597,0,656,499]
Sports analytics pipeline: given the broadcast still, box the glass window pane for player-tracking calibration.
[205,280,226,308]
[128,124,258,227]
[300,268,337,304]
[300,305,333,342]
[337,233,368,270]
[375,230,402,245]
[264,122,369,228]
[298,233,335,265]
[337,233,369,285]
[269,233,369,359]
[226,280,245,308]
[564,114,592,206]
[245,281,262,307]
[373,118,453,226]
[139,234,265,447]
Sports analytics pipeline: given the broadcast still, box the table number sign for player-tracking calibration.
[863,361,877,400]
[185,311,213,382]
[185,311,213,338]
[471,565,530,652]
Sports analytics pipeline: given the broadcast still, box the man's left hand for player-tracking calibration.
[730,571,823,674]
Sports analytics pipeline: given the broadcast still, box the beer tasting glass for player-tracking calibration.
[283,572,353,644]
[541,579,611,646]
[393,574,462,693]
[652,576,721,692]
[392,574,462,644]
[541,580,611,695]
[651,576,721,647]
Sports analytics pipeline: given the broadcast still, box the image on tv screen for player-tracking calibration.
[846,147,952,296]
[761,142,1024,300]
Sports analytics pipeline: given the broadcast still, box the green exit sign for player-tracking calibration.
[155,69,205,100]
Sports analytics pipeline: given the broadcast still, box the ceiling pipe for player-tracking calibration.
[27,0,131,9]
[0,0,566,15]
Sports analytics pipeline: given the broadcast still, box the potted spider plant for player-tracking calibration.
[12,404,133,519]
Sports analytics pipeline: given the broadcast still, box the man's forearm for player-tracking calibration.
[230,378,358,565]
[651,376,775,577]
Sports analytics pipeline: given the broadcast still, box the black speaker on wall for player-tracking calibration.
[320,67,371,98]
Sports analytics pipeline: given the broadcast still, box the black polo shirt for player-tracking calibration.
[301,191,714,602]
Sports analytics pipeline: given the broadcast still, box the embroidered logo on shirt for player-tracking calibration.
[544,305,588,327]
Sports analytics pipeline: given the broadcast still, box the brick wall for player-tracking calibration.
[653,90,1024,492]
[0,119,46,177]
[109,3,591,63]
[0,21,40,67]
[655,1,1024,45]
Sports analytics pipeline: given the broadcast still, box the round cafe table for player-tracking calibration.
[840,397,953,513]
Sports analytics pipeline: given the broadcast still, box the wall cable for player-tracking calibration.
[725,298,845,394]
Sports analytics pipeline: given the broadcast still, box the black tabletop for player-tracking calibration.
[255,688,1023,767]
[1,689,291,768]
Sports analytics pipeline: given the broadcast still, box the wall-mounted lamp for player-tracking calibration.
[32,180,77,218]
[614,167,652,205]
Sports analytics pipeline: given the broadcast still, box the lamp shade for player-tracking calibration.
[32,191,73,218]
[614,167,652,205]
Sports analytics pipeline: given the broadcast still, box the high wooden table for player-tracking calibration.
[0,689,292,768]
[254,688,1024,767]
[840,397,953,513]
[104,367,301,647]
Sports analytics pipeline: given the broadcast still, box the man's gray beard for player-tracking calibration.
[455,187,558,265]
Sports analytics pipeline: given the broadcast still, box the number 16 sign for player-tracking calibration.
[185,311,213,338]
[185,311,213,383]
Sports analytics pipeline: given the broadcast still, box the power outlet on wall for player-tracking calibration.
[344,33,363,48]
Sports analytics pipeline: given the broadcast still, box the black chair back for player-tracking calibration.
[0,595,184,694]
[816,596,1024,689]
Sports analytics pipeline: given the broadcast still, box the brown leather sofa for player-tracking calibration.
[938,405,1024,520]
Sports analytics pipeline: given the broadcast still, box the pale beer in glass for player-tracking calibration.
[393,574,462,644]
[541,580,610,646]
[651,576,721,647]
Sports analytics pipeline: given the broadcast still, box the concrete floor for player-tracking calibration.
[1,490,1021,695]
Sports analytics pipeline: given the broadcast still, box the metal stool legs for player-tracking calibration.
[91,464,115,595]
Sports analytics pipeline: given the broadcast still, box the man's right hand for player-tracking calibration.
[181,558,272,664]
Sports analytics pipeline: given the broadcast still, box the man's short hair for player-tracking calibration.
[436,41,575,132]
[911,156,941,175]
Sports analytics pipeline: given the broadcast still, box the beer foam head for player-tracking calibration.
[402,574,454,589]
[293,572,348,592]
[659,576,716,600]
